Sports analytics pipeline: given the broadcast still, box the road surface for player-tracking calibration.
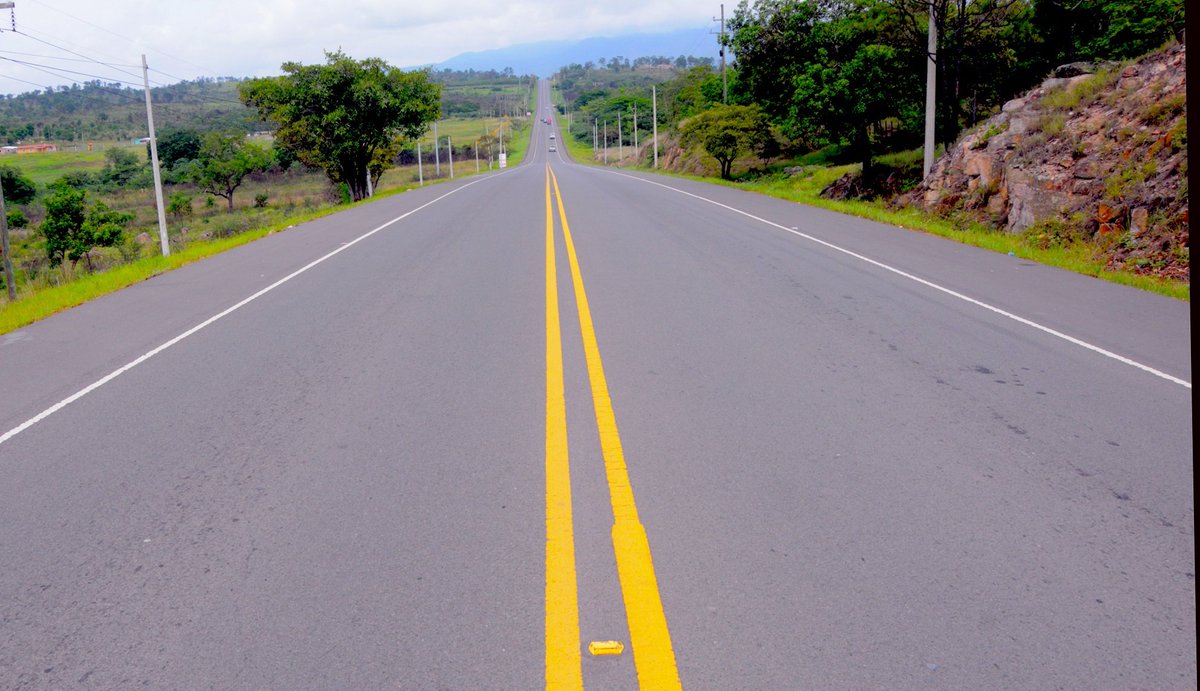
[1,79,1193,689]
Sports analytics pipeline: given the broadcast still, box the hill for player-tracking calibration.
[431,27,716,76]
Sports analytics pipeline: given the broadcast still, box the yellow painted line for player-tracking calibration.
[549,166,682,690]
[544,165,583,690]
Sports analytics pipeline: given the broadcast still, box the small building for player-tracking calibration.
[0,143,58,154]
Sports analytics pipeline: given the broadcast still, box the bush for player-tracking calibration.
[6,208,28,229]
[167,192,193,219]
[254,192,269,208]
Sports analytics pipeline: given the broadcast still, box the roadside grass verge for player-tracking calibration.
[609,157,1187,300]
[733,170,1188,300]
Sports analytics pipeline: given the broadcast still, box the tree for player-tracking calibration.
[1,165,37,205]
[99,147,145,188]
[679,104,777,179]
[41,182,131,270]
[152,129,202,168]
[192,132,272,211]
[240,51,441,202]
[729,0,914,173]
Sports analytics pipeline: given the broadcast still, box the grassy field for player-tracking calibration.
[2,143,146,186]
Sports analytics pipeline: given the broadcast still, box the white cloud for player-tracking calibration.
[0,0,710,93]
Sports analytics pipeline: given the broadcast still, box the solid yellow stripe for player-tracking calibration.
[544,165,583,690]
[549,166,682,690]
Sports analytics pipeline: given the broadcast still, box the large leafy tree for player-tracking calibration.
[679,104,776,179]
[192,132,272,211]
[240,51,441,202]
[41,181,131,270]
[730,0,913,174]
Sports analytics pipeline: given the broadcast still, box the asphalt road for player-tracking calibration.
[1,79,1193,689]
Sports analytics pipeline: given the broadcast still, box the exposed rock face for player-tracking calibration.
[912,44,1188,281]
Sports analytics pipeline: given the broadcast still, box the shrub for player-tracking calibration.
[167,192,193,219]
[254,192,269,208]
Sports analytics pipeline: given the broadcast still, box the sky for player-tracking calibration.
[0,0,712,95]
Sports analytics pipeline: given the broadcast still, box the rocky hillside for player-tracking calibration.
[913,44,1187,281]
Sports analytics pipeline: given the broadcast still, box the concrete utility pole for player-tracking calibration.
[434,122,440,177]
[923,2,937,178]
[417,142,424,186]
[448,136,454,179]
[603,121,608,163]
[618,112,623,160]
[475,139,480,173]
[714,4,728,104]
[652,85,659,169]
[0,0,12,300]
[633,102,638,151]
[365,166,373,197]
[142,54,170,256]
[593,120,597,155]
[1,178,14,301]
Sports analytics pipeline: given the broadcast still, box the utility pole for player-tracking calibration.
[434,122,440,177]
[1,178,14,301]
[1,2,14,298]
[448,136,454,179]
[923,1,937,177]
[713,4,728,104]
[365,166,373,197]
[633,102,638,151]
[593,120,597,155]
[475,139,480,173]
[142,54,170,256]
[618,111,623,160]
[603,121,608,164]
[652,85,659,169]
[417,142,424,186]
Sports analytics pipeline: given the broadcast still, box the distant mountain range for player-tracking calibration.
[428,27,717,76]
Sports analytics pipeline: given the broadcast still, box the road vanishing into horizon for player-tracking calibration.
[1,78,1193,689]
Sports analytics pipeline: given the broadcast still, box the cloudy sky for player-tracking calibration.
[0,0,711,95]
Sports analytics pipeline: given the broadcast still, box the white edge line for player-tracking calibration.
[0,173,506,447]
[602,169,1191,390]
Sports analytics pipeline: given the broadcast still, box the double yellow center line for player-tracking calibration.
[543,165,682,690]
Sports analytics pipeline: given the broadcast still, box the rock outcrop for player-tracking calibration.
[913,44,1187,281]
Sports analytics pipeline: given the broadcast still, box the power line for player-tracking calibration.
[0,48,139,67]
[0,54,144,90]
[11,27,154,84]
[23,0,224,78]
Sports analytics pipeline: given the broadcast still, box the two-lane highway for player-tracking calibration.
[1,78,1192,688]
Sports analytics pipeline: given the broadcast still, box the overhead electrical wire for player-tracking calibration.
[22,0,225,78]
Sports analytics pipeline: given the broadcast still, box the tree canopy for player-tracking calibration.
[41,182,131,270]
[1,165,38,205]
[680,104,776,179]
[239,51,441,201]
[192,132,272,211]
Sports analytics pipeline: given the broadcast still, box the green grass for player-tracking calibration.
[3,143,146,186]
